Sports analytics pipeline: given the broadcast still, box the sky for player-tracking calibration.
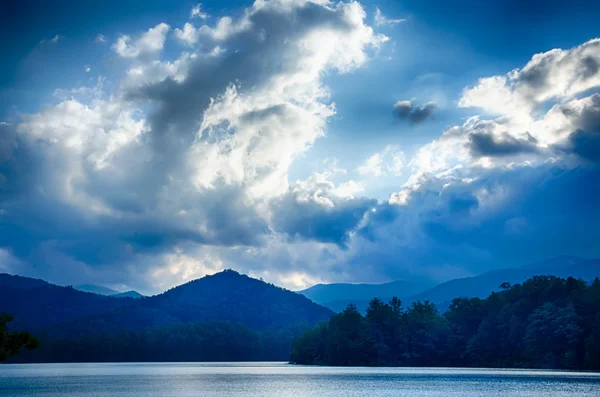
[1,0,600,295]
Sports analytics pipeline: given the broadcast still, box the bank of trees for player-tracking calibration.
[11,321,305,363]
[290,276,600,369]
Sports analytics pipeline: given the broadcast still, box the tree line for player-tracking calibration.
[8,321,305,363]
[290,276,600,369]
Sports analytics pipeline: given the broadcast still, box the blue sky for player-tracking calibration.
[1,0,600,294]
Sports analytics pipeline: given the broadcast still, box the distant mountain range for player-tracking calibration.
[300,256,600,312]
[408,256,600,307]
[111,290,144,299]
[75,284,144,298]
[300,278,435,312]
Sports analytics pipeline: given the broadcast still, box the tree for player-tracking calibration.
[0,313,40,361]
[524,303,581,368]
[290,276,600,370]
[326,304,377,366]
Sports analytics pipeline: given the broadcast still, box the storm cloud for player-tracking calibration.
[393,100,438,124]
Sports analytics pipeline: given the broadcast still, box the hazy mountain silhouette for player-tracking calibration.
[300,279,434,311]
[407,256,600,307]
[300,256,600,312]
[0,274,133,329]
[75,284,121,296]
[111,291,144,299]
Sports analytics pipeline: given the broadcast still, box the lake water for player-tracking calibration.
[0,362,599,396]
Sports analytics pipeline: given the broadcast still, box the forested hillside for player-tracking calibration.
[1,270,333,362]
[291,276,600,369]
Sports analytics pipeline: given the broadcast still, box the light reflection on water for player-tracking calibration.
[1,362,599,397]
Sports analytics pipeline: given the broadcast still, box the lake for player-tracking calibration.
[0,362,599,396]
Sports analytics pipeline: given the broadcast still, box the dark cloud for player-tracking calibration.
[271,194,376,247]
[567,129,600,163]
[580,56,599,80]
[345,163,600,283]
[393,100,437,124]
[555,93,600,163]
[468,131,539,157]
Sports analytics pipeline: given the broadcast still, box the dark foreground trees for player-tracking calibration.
[10,321,306,363]
[290,276,600,370]
[0,313,40,361]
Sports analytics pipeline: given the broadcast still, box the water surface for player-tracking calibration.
[1,362,599,396]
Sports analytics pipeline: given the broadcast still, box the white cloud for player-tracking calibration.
[357,145,405,177]
[40,34,63,45]
[4,0,386,291]
[174,23,200,46]
[398,39,600,203]
[374,8,406,27]
[95,34,107,43]
[459,38,600,121]
[112,23,170,58]
[333,180,365,198]
[190,3,209,20]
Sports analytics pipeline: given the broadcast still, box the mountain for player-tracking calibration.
[75,284,144,299]
[1,270,332,334]
[56,270,333,335]
[111,290,144,299]
[0,274,134,329]
[75,284,120,295]
[1,270,334,363]
[407,256,600,307]
[300,256,600,313]
[0,273,50,290]
[300,279,434,312]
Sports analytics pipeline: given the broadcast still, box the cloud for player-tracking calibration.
[555,93,600,163]
[352,163,600,283]
[374,8,405,27]
[112,23,170,58]
[5,3,600,293]
[356,145,405,176]
[459,38,600,120]
[271,171,376,246]
[174,23,200,46]
[2,0,386,292]
[566,129,600,163]
[366,39,600,282]
[40,35,63,45]
[468,131,539,157]
[95,34,107,43]
[190,4,209,20]
[405,90,600,184]
[393,100,438,124]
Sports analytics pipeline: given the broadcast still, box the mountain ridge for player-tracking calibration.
[1,269,333,335]
[300,278,434,309]
[75,284,121,296]
[299,256,600,312]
